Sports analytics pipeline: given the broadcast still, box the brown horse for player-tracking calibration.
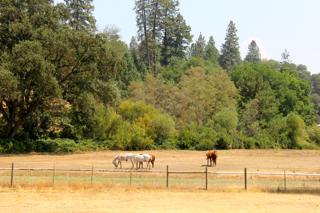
[212,151,218,166]
[138,154,156,168]
[206,151,218,166]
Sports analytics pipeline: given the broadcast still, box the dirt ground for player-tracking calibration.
[1,149,320,174]
[0,190,319,213]
[1,149,320,212]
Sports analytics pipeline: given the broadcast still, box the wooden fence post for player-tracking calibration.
[11,163,14,187]
[244,168,247,190]
[91,165,94,186]
[284,170,286,191]
[205,167,208,190]
[166,165,169,188]
[53,164,55,186]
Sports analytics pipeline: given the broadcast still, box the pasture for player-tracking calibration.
[1,149,320,212]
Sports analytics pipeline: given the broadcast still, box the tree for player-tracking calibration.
[65,0,96,31]
[281,49,291,65]
[0,0,125,139]
[219,21,241,72]
[188,32,206,59]
[160,0,180,67]
[204,36,220,65]
[134,0,151,68]
[164,13,192,62]
[231,64,315,126]
[244,40,261,64]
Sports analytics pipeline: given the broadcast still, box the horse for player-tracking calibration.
[212,151,218,166]
[206,151,218,166]
[112,153,133,169]
[126,154,152,170]
[138,154,155,169]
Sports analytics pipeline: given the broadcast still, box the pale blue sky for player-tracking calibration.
[55,0,320,74]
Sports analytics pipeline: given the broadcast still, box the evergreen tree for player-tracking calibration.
[281,49,291,65]
[134,0,151,69]
[205,36,220,64]
[188,32,206,59]
[219,21,241,72]
[129,36,139,68]
[148,0,163,74]
[163,13,192,63]
[160,0,180,67]
[244,40,261,64]
[65,0,96,31]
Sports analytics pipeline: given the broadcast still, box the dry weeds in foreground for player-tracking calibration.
[0,181,320,213]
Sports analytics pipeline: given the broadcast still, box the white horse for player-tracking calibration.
[126,154,152,170]
[112,153,133,169]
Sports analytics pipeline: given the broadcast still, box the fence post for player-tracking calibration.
[11,163,14,187]
[91,165,94,186]
[244,168,247,190]
[166,165,169,188]
[53,164,55,186]
[205,167,208,190]
[284,170,286,191]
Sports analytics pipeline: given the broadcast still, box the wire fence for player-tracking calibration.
[1,163,320,192]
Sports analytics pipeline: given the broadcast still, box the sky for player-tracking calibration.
[55,0,320,74]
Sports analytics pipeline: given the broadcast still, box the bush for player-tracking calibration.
[176,123,217,150]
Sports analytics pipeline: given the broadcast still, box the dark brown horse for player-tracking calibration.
[138,154,156,168]
[206,151,218,166]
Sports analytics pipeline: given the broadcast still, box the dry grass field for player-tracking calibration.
[1,149,320,212]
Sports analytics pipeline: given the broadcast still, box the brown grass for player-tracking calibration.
[1,150,320,212]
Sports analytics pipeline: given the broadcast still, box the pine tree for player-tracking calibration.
[134,0,151,69]
[64,0,96,31]
[205,36,220,64]
[160,0,179,67]
[162,12,192,64]
[188,32,206,59]
[244,40,261,64]
[219,21,241,72]
[148,0,163,74]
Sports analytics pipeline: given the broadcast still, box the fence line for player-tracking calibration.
[2,166,320,191]
[1,167,320,176]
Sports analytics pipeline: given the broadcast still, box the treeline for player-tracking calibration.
[1,0,320,153]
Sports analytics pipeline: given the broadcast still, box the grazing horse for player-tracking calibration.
[138,154,155,169]
[112,153,133,169]
[126,154,152,170]
[206,151,218,166]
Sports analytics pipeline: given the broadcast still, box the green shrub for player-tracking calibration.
[176,123,217,150]
[243,137,255,149]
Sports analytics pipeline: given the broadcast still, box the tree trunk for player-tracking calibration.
[164,7,168,67]
[142,0,151,69]
[153,1,158,74]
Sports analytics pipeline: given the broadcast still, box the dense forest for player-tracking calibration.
[1,0,320,153]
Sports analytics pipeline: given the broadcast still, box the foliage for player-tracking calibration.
[244,40,261,64]
[64,0,96,31]
[0,0,125,139]
[219,21,241,72]
[230,64,314,125]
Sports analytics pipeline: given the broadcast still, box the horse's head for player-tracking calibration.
[125,156,129,161]
[113,161,117,168]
